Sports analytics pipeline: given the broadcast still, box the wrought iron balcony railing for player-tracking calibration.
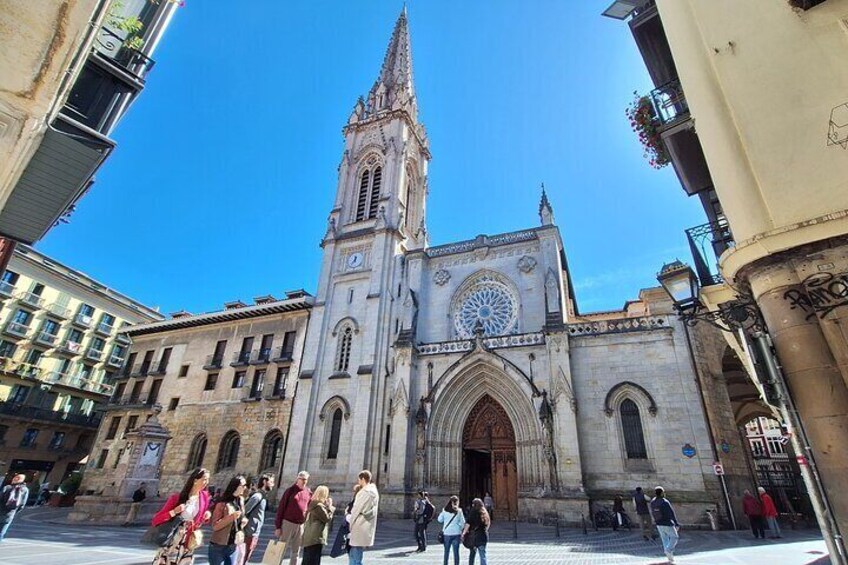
[34,331,59,347]
[84,348,103,362]
[649,78,690,127]
[17,291,45,309]
[148,361,168,376]
[272,346,295,363]
[95,322,114,336]
[94,26,157,80]
[3,322,30,339]
[72,313,94,329]
[57,340,84,356]
[231,351,251,367]
[0,401,101,427]
[107,354,125,368]
[203,354,224,370]
[250,348,272,365]
[685,218,735,287]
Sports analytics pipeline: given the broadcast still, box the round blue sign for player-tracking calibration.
[720,440,731,454]
[682,443,696,458]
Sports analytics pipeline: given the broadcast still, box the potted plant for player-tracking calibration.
[625,92,671,169]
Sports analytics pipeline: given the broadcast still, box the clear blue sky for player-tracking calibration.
[38,1,706,315]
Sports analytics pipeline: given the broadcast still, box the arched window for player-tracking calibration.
[327,408,343,459]
[216,430,240,471]
[355,170,370,221]
[335,326,353,372]
[620,399,647,459]
[259,429,284,472]
[368,166,382,219]
[186,433,207,471]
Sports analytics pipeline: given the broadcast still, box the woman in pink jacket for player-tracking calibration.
[151,467,213,565]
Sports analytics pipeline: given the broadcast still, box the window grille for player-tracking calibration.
[620,398,648,459]
[355,170,370,221]
[368,166,382,218]
[327,408,343,459]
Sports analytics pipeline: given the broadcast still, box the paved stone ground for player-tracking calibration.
[0,507,830,565]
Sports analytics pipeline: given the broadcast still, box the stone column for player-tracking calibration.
[749,261,848,537]
[118,409,172,499]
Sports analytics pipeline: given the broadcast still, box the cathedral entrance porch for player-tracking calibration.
[461,395,518,519]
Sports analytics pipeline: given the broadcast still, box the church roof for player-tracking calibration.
[363,8,418,120]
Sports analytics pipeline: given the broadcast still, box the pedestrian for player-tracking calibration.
[151,467,213,565]
[649,486,680,564]
[242,474,274,564]
[329,484,360,558]
[347,470,379,565]
[209,475,248,565]
[36,482,50,506]
[0,474,29,542]
[633,486,654,540]
[612,495,625,531]
[743,489,766,539]
[274,471,313,565]
[123,482,148,526]
[413,491,435,552]
[437,495,465,565]
[483,492,494,520]
[758,487,781,539]
[461,498,490,565]
[301,485,336,565]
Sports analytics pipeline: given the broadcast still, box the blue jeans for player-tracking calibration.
[468,543,487,565]
[657,525,679,556]
[208,542,237,565]
[766,516,781,537]
[348,546,364,565]
[442,534,460,565]
[0,510,17,542]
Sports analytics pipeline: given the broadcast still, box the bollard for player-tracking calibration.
[582,513,588,535]
[513,516,518,540]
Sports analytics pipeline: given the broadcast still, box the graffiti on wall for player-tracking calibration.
[783,271,848,320]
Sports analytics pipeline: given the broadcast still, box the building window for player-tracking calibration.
[204,373,218,391]
[12,309,31,326]
[157,348,172,373]
[20,428,39,447]
[259,429,284,471]
[41,319,60,337]
[178,364,189,377]
[232,371,246,388]
[168,397,179,411]
[327,408,343,460]
[767,437,787,456]
[368,166,382,218]
[25,348,43,366]
[49,431,66,450]
[0,340,16,358]
[113,382,126,402]
[129,381,143,402]
[186,433,207,471]
[105,416,122,440]
[216,430,240,471]
[1,270,19,285]
[620,399,647,459]
[250,369,265,399]
[355,169,370,221]
[9,385,29,404]
[96,449,109,469]
[125,415,139,436]
[335,327,353,372]
[273,367,288,398]
[280,331,296,360]
[76,433,92,451]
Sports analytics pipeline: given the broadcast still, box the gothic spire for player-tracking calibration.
[539,183,555,226]
[362,8,418,121]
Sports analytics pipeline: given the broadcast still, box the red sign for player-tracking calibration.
[796,455,808,466]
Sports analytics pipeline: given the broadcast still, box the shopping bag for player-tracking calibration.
[261,540,287,565]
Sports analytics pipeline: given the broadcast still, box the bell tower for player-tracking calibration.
[283,9,430,485]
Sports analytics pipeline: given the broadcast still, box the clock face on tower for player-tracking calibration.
[346,252,364,270]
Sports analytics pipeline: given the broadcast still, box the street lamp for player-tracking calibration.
[656,260,763,333]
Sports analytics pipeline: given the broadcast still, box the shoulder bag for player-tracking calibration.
[437,512,458,544]
[140,515,183,547]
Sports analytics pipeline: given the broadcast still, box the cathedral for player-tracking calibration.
[280,9,749,524]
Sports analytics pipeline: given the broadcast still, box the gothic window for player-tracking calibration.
[620,399,647,459]
[259,429,284,472]
[355,170,370,221]
[335,326,353,372]
[368,166,382,219]
[451,272,519,338]
[327,408,343,459]
[216,430,240,471]
[186,433,207,471]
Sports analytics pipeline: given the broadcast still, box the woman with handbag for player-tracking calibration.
[301,485,336,565]
[208,475,248,565]
[460,498,490,565]
[149,467,213,565]
[436,496,465,565]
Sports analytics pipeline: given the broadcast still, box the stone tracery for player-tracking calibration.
[452,272,519,338]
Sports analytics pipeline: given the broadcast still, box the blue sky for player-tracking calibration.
[38,1,706,315]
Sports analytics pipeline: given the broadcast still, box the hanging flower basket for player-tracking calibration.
[626,92,670,169]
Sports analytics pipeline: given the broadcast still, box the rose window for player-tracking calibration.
[453,276,519,338]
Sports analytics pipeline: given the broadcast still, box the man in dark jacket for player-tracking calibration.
[122,482,147,526]
[275,471,312,565]
[650,486,679,564]
[632,486,654,540]
[0,474,29,542]
[243,474,274,564]
[413,491,434,552]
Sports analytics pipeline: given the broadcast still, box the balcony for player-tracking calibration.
[94,26,157,81]
[685,219,735,287]
[84,347,103,362]
[250,348,273,365]
[44,303,71,319]
[56,340,84,356]
[231,351,251,367]
[148,362,168,376]
[0,401,102,428]
[16,291,44,310]
[272,346,295,363]
[34,331,59,347]
[130,363,151,377]
[203,354,224,371]
[72,313,94,329]
[115,333,132,345]
[3,322,30,339]
[649,79,689,130]
[11,363,43,380]
[106,354,125,369]
[0,280,15,299]
[94,321,114,336]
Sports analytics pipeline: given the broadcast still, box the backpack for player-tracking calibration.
[423,500,436,522]
[650,498,665,523]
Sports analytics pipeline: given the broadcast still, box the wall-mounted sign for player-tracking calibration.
[682,443,696,458]
[720,440,731,454]
[713,462,725,476]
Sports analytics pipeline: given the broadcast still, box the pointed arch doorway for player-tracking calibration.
[461,394,518,519]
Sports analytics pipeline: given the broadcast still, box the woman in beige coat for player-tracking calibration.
[347,470,379,565]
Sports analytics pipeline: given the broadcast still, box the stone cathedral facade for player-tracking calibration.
[281,10,751,524]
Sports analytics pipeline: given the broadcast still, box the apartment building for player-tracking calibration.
[0,245,162,487]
